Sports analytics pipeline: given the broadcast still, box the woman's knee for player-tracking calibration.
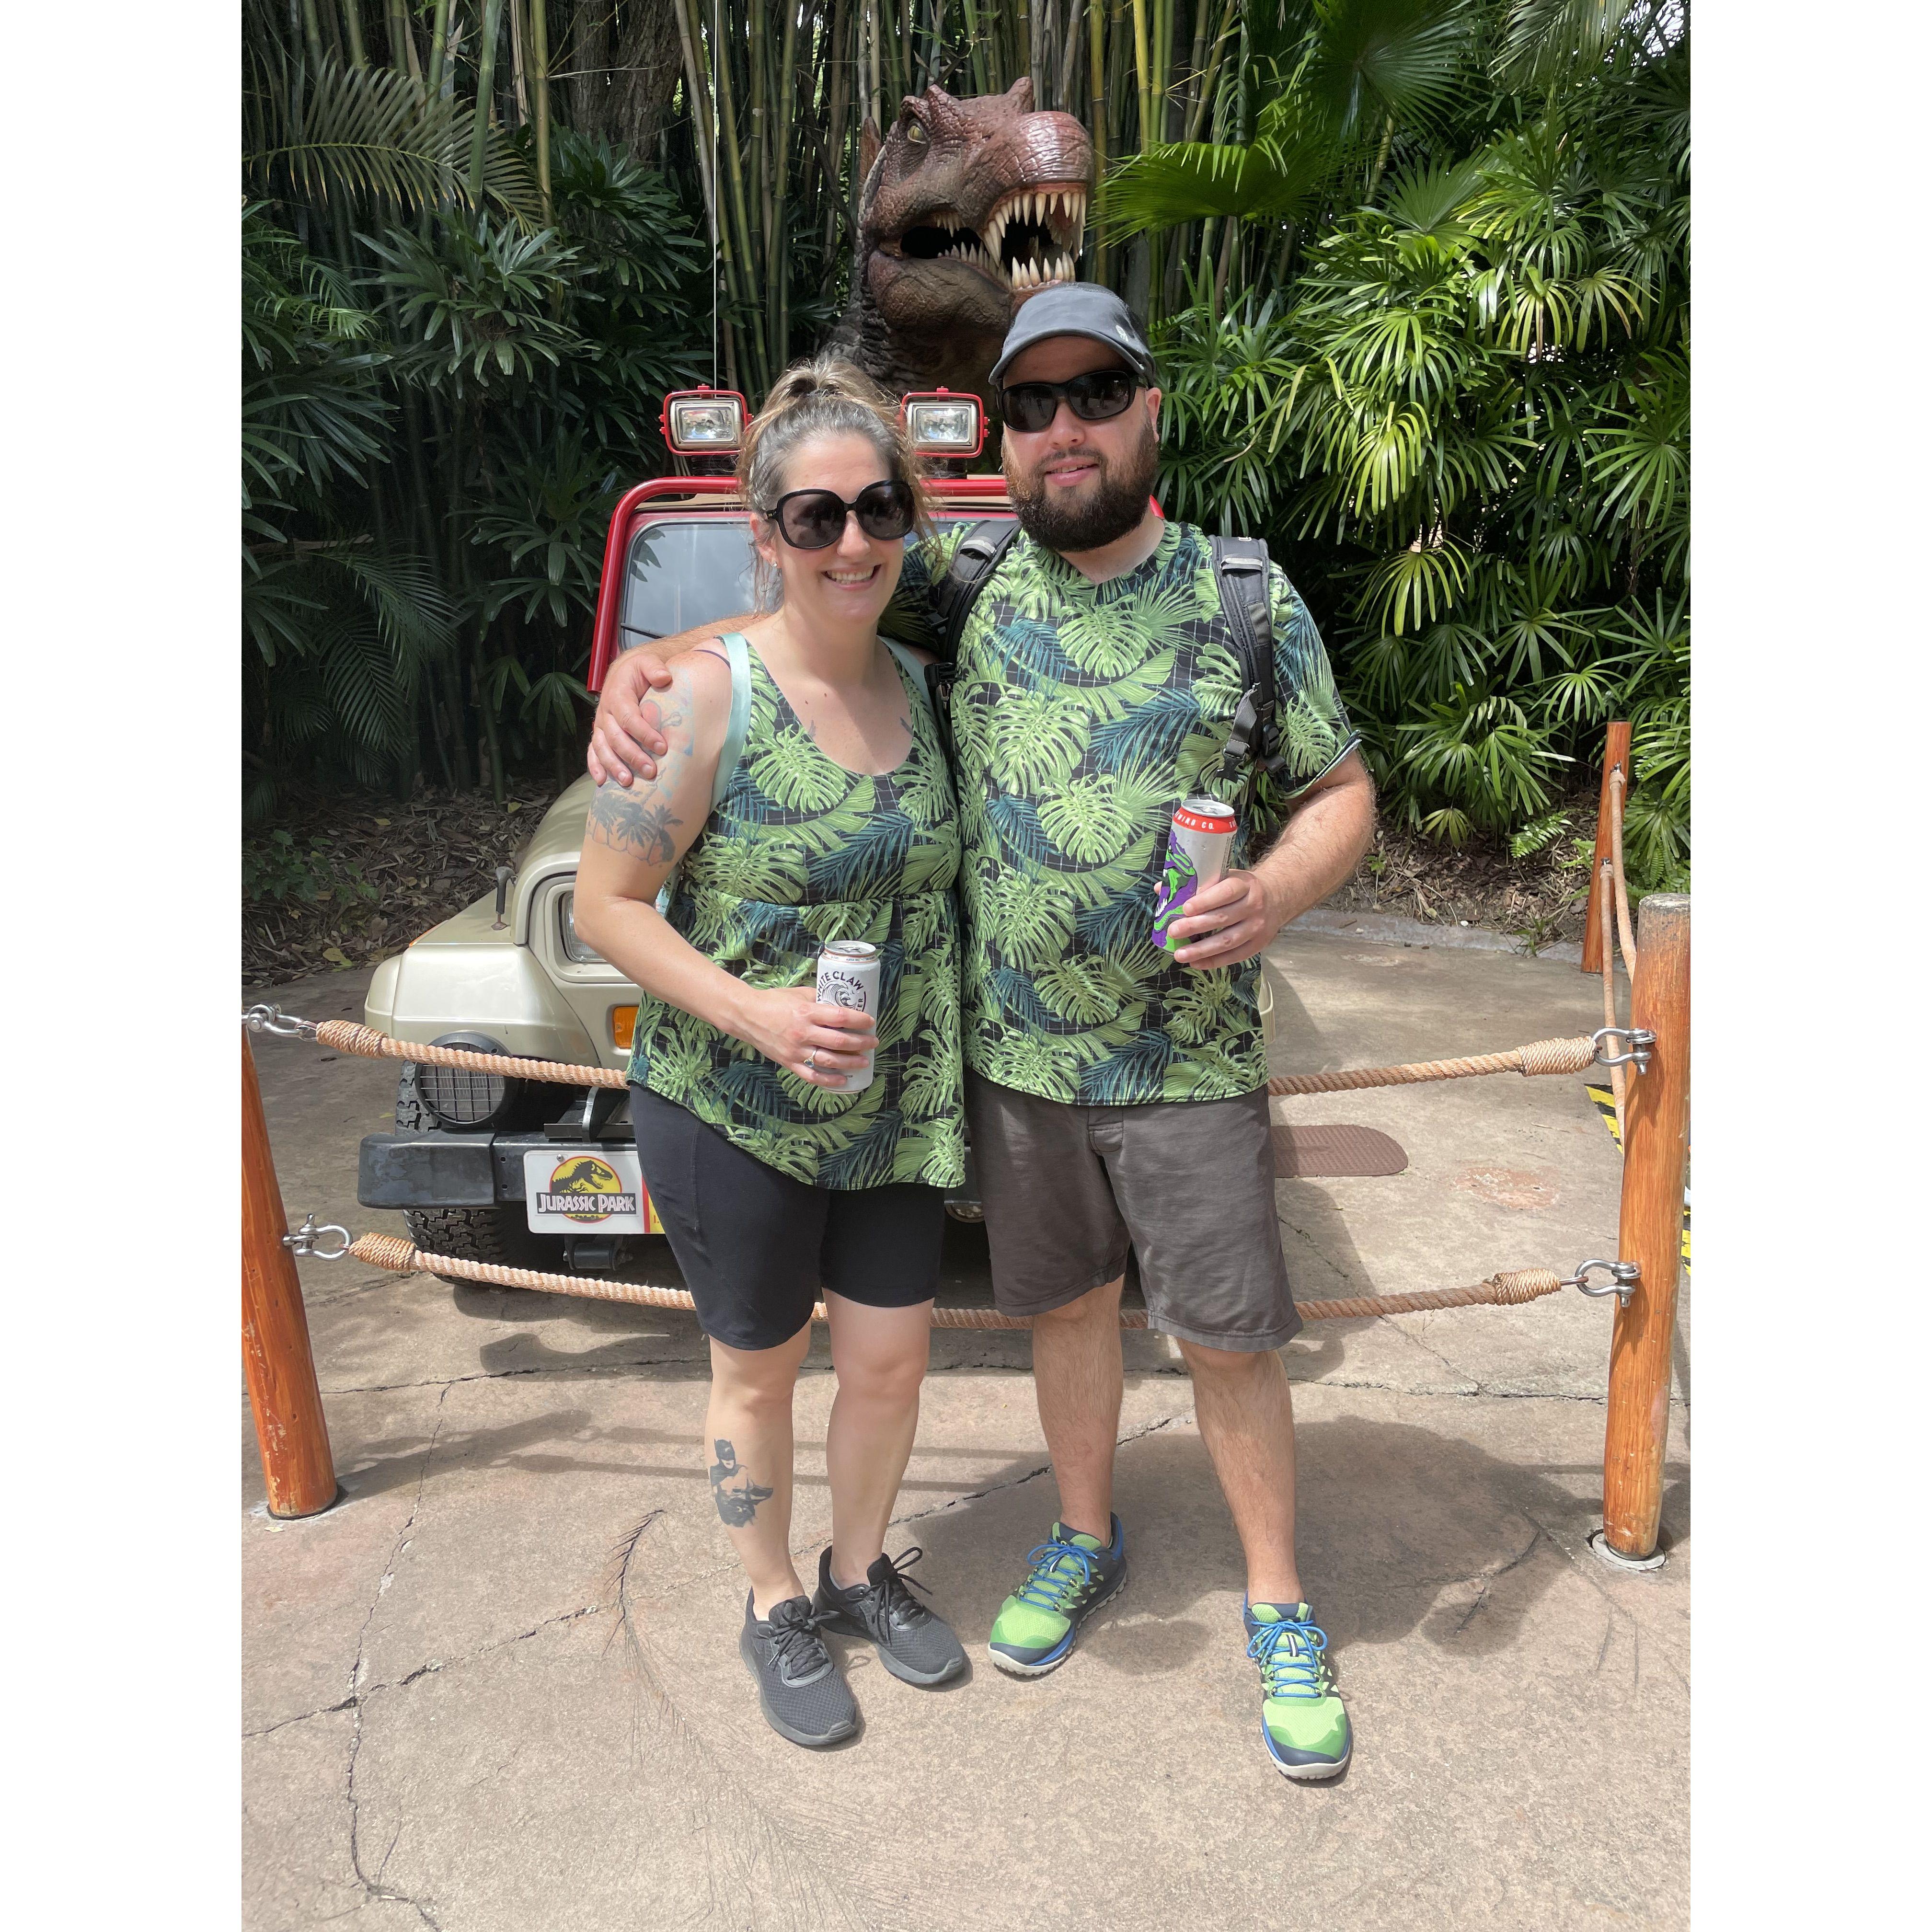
[830,1320,930,1407]
[710,1329,809,1409]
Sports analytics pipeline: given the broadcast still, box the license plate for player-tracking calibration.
[522,1147,662,1234]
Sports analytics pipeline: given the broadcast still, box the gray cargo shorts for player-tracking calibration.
[964,1071,1300,1352]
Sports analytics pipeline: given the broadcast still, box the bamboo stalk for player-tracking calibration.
[1058,0,1085,108]
[1089,0,1108,279]
[1185,0,1235,142]
[713,0,770,393]
[528,0,553,221]
[383,0,421,77]
[961,0,989,94]
[671,0,720,240]
[426,0,452,96]
[769,0,801,376]
[823,0,851,256]
[506,0,529,121]
[469,0,506,199]
[339,0,368,66]
[301,0,327,69]
[1129,0,1151,152]
[869,0,882,126]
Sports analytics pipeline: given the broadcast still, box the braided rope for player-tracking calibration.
[312,1017,1597,1099]
[1266,1035,1594,1095]
[344,1235,1566,1328]
[316,1021,628,1090]
[1607,767,1640,978]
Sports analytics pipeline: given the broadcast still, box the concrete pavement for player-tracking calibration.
[242,926,1688,1931]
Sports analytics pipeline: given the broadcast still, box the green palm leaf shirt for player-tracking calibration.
[882,520,1357,1107]
[626,645,966,1188]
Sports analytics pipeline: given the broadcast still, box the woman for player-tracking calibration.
[573,356,967,1749]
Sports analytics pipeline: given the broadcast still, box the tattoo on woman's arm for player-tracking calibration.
[708,1439,774,1526]
[588,784,682,862]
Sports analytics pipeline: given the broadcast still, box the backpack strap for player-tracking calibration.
[932,519,1022,663]
[924,519,1021,750]
[1208,536,1280,794]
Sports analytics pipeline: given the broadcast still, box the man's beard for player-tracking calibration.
[1004,420,1160,553]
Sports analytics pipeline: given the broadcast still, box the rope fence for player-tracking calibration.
[250,1011,1627,1103]
[338,1230,1588,1327]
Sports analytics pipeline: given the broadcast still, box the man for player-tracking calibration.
[590,286,1377,1782]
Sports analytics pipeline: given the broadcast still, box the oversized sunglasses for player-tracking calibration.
[762,480,918,549]
[997,368,1140,434]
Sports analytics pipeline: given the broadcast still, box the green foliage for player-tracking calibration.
[1150,2,1689,886]
[241,2,714,812]
[242,829,380,908]
[239,0,1689,893]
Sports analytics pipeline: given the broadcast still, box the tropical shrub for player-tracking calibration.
[1144,5,1687,886]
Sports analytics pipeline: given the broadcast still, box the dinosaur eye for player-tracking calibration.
[903,117,928,146]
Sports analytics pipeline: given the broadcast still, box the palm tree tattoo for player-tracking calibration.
[708,1439,774,1526]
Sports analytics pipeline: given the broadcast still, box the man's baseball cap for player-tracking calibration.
[989,283,1158,389]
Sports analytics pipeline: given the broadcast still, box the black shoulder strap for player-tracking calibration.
[933,519,1021,665]
[1208,535,1279,787]
[924,518,1021,749]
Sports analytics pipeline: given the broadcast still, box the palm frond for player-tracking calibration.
[247,53,541,226]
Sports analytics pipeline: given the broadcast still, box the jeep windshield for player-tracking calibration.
[619,514,990,647]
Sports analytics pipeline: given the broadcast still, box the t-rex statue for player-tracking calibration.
[833,77,1093,418]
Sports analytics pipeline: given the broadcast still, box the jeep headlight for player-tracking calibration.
[559,889,605,965]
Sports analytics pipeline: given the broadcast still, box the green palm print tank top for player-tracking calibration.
[626,637,966,1190]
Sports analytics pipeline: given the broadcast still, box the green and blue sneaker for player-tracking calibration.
[986,1516,1127,1677]
[1244,1601,1351,1780]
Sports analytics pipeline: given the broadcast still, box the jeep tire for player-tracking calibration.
[401,1203,550,1278]
[394,1069,546,1282]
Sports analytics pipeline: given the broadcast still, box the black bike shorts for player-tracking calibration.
[630,1087,944,1353]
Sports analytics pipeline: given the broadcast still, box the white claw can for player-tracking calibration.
[815,940,882,1090]
[1152,796,1238,953]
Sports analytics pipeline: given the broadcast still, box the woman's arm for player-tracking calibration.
[573,649,875,1088]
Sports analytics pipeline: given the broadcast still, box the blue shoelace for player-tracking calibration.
[1015,1536,1100,1613]
[1246,1614,1332,1700]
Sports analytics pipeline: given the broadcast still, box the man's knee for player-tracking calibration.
[1175,1336,1285,1383]
[1031,1275,1125,1329]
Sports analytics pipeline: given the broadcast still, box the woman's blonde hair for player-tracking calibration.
[738,353,933,609]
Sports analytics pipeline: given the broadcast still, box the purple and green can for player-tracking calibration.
[1151,796,1238,954]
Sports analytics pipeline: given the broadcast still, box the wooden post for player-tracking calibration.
[1599,894,1690,1562]
[242,1034,338,1518]
[1581,720,1632,976]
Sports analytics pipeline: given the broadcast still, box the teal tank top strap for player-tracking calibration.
[653,630,754,917]
[880,637,934,714]
[713,631,754,809]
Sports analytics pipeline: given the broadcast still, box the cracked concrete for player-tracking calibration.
[243,927,1687,1929]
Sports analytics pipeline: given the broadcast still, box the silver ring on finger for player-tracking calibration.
[805,1047,818,1070]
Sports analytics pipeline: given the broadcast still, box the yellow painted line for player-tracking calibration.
[1584,1084,1690,1274]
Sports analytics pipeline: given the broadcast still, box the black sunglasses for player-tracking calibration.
[997,368,1141,435]
[762,480,918,550]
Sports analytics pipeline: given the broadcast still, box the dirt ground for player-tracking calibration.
[242,779,1604,987]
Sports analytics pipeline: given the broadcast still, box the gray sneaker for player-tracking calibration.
[738,1592,859,1748]
[813,1546,967,1686]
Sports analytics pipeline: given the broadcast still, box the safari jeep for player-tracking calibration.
[356,386,1275,1278]
[355,389,1007,1276]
